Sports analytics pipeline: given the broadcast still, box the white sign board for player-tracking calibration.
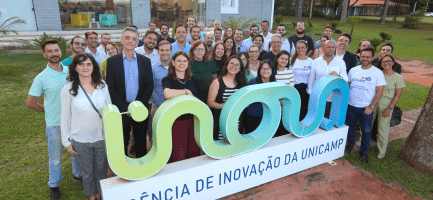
[101,126,348,200]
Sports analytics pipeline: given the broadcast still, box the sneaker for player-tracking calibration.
[73,175,82,182]
[355,139,361,147]
[50,187,61,199]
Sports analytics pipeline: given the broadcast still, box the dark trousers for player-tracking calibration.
[294,83,309,121]
[324,101,332,119]
[168,118,201,163]
[245,114,262,134]
[122,112,148,158]
[345,105,374,153]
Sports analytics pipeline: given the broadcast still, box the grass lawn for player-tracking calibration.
[279,16,433,63]
[344,138,433,199]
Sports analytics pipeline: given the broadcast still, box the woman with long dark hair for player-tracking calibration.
[60,53,110,200]
[237,51,255,81]
[210,41,228,76]
[208,55,248,140]
[223,36,236,58]
[313,35,329,60]
[245,59,277,133]
[223,27,234,41]
[291,40,313,120]
[162,51,201,163]
[273,50,293,86]
[189,40,218,103]
[248,44,261,78]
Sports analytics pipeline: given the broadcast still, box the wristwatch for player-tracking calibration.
[388,106,394,110]
[370,105,375,109]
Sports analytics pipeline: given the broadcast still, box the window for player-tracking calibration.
[221,0,238,14]
[150,0,206,28]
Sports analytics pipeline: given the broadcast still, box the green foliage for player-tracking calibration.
[304,20,314,33]
[215,15,258,30]
[172,22,177,40]
[273,15,283,30]
[326,13,338,20]
[302,10,327,18]
[346,17,362,36]
[0,10,26,36]
[370,38,383,51]
[276,6,294,16]
[32,32,68,59]
[379,32,393,42]
[291,21,297,29]
[402,8,425,29]
[330,21,341,30]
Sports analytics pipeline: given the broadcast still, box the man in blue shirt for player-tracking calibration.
[240,25,260,52]
[147,40,172,144]
[171,24,191,59]
[185,15,204,43]
[26,39,82,199]
[234,28,246,53]
[61,36,86,66]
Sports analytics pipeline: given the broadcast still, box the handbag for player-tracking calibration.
[390,106,402,127]
[79,83,102,119]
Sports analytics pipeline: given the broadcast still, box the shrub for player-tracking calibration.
[273,15,283,30]
[370,38,383,51]
[326,13,338,20]
[276,6,294,16]
[33,32,68,59]
[330,21,341,30]
[379,32,393,42]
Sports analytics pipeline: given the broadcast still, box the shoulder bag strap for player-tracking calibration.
[79,83,102,119]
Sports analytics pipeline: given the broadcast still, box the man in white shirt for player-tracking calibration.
[209,20,224,35]
[260,20,273,47]
[263,24,295,56]
[345,47,386,163]
[84,30,106,66]
[135,30,160,66]
[96,33,111,52]
[308,40,348,119]
[335,33,358,73]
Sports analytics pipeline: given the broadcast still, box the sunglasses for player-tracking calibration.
[74,42,87,46]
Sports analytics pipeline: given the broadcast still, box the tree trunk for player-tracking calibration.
[381,0,390,24]
[295,0,304,21]
[333,0,340,14]
[400,84,433,175]
[340,0,349,22]
[286,0,293,14]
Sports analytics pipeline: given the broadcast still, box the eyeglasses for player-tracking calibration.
[251,29,259,31]
[260,67,271,71]
[277,29,285,31]
[74,42,87,46]
[271,41,282,44]
[175,60,189,64]
[337,39,349,43]
[241,58,247,61]
[194,48,205,52]
[229,62,241,68]
[297,25,305,28]
[381,60,393,64]
[249,50,259,54]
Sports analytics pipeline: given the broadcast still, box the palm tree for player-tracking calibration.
[208,15,258,30]
[0,11,26,36]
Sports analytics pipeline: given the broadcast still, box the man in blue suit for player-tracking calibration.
[335,33,357,74]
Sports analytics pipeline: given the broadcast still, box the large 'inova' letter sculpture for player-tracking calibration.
[102,75,349,180]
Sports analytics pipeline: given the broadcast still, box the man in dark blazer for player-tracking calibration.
[106,27,154,158]
[335,33,358,74]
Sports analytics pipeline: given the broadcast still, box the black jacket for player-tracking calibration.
[342,51,358,74]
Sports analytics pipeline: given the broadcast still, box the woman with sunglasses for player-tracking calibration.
[210,41,228,76]
[208,55,248,140]
[61,53,110,200]
[313,35,329,60]
[189,40,218,103]
[162,51,201,163]
[245,59,277,133]
[100,41,120,80]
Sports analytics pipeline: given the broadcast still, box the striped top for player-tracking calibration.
[223,87,238,102]
[276,68,294,86]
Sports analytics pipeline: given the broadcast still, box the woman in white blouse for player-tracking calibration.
[61,53,111,200]
[291,41,313,120]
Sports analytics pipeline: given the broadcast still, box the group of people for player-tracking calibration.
[26,16,405,200]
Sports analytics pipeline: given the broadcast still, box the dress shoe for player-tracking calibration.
[50,187,61,199]
[359,152,368,163]
[345,145,353,153]
[73,175,82,182]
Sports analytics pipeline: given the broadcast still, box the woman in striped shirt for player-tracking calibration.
[273,50,294,86]
[208,55,248,140]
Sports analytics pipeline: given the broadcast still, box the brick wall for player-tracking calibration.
[33,0,62,31]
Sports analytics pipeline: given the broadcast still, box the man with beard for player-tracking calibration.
[240,25,261,52]
[96,33,111,52]
[234,28,246,53]
[335,33,358,73]
[263,24,295,56]
[205,32,214,54]
[26,39,82,199]
[189,25,201,45]
[288,22,314,57]
[260,20,273,47]
[185,16,204,43]
[372,43,402,74]
[308,40,348,119]
[61,36,86,66]
[147,40,173,145]
[345,47,386,163]
[84,30,106,66]
[213,28,223,44]
[135,30,160,66]
[171,24,191,59]
[157,22,175,48]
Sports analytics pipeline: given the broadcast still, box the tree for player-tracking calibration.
[0,11,26,36]
[340,0,349,22]
[400,84,433,174]
[346,17,361,35]
[381,0,391,24]
[286,0,293,15]
[209,15,258,30]
[295,0,304,21]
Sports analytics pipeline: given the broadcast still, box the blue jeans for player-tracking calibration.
[45,126,81,187]
[345,105,374,154]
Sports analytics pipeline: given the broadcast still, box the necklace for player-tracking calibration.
[177,77,186,84]
[250,61,259,69]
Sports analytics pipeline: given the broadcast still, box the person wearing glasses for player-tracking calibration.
[291,41,313,120]
[61,36,87,66]
[237,52,255,81]
[288,22,314,57]
[234,28,246,53]
[208,55,248,140]
[224,37,236,58]
[313,35,329,60]
[263,34,283,63]
[189,40,218,103]
[210,41,228,76]
[245,59,277,133]
[162,51,201,163]
[264,24,295,56]
[248,44,261,78]
[252,35,267,61]
[335,33,358,73]
[240,25,261,52]
[372,43,402,74]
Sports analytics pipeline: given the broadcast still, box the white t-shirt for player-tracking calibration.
[250,69,258,78]
[292,58,313,85]
[276,68,294,86]
[348,65,387,108]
